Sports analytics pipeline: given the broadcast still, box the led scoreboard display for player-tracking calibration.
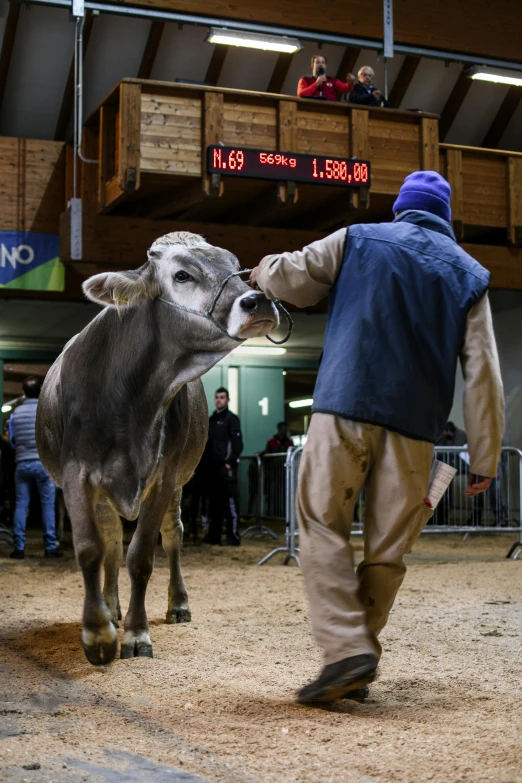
[207,145,370,187]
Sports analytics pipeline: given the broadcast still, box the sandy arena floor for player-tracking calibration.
[0,528,521,783]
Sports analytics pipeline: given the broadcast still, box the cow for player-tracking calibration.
[36,231,279,666]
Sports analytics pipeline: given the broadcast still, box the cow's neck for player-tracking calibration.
[103,299,234,407]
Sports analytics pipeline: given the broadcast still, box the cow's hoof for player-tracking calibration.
[120,632,153,659]
[165,607,191,624]
[81,624,118,666]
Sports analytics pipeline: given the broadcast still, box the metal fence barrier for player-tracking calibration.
[242,445,522,565]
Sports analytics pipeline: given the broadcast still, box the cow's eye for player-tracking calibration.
[174,271,191,283]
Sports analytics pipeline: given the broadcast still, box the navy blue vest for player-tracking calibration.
[313,211,490,443]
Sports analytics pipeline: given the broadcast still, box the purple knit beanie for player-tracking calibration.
[393,170,452,222]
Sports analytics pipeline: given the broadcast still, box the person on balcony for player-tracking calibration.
[349,66,390,108]
[297,54,356,102]
[250,170,504,705]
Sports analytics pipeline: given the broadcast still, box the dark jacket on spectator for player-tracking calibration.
[298,76,353,102]
[205,408,243,467]
[349,82,390,108]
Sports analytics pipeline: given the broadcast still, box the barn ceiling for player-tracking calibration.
[0,2,521,151]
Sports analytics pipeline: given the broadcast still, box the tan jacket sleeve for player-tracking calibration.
[460,292,504,477]
[255,228,346,306]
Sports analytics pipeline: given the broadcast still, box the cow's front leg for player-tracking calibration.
[97,497,123,627]
[63,468,117,665]
[121,490,168,659]
[161,489,191,624]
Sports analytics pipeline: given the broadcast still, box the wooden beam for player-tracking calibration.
[336,47,360,80]
[267,53,294,94]
[202,91,224,196]
[482,87,522,150]
[349,109,370,208]
[137,21,165,80]
[278,100,297,151]
[463,243,522,289]
[421,117,439,171]
[439,71,472,141]
[118,82,141,192]
[507,156,522,247]
[59,214,522,291]
[0,3,20,114]
[388,56,421,108]
[54,11,95,141]
[205,45,228,86]
[445,147,464,239]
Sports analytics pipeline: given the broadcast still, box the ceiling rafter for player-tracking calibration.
[388,55,421,108]
[439,71,472,141]
[482,87,522,149]
[205,45,228,86]
[267,53,293,94]
[0,4,21,114]
[335,47,361,81]
[137,20,165,79]
[54,11,95,141]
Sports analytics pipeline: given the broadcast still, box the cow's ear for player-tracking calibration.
[82,268,155,308]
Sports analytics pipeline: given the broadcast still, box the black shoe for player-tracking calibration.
[44,549,64,558]
[9,549,24,560]
[222,538,240,547]
[297,654,377,705]
[342,685,370,702]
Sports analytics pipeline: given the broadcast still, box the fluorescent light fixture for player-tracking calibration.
[232,346,287,356]
[468,65,522,87]
[207,28,302,54]
[288,398,313,409]
[2,404,12,413]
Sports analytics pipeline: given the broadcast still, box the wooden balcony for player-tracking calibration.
[74,78,439,230]
[70,78,522,252]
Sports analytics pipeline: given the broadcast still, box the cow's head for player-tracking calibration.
[82,232,279,344]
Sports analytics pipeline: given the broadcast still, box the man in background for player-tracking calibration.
[265,421,293,454]
[349,66,390,108]
[203,388,244,547]
[298,54,356,102]
[8,377,62,559]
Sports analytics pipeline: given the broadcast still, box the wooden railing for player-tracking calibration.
[78,79,439,216]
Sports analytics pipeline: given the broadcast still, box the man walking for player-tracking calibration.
[250,171,504,704]
[203,387,244,546]
[9,376,62,559]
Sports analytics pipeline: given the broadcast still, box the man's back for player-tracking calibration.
[314,211,490,443]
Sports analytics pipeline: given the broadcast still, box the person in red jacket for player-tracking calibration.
[297,54,356,101]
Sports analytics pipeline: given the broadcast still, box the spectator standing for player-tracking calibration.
[298,54,355,102]
[250,170,504,704]
[265,421,293,454]
[8,377,62,559]
[349,66,390,108]
[203,387,244,547]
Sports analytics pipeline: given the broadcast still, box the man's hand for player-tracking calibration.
[315,74,327,85]
[372,89,383,100]
[347,73,356,84]
[250,266,260,289]
[465,474,493,497]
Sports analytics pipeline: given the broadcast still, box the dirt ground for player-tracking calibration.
[1,527,521,783]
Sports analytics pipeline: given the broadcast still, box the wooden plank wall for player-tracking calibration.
[141,91,202,175]
[0,137,65,233]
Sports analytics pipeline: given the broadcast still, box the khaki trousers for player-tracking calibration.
[297,413,434,665]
